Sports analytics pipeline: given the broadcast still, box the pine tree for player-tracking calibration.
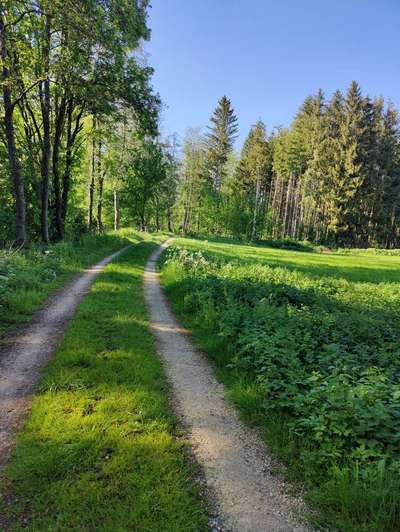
[233,121,272,239]
[205,96,238,194]
[336,81,369,245]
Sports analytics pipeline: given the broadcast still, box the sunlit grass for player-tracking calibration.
[1,241,207,531]
[161,236,400,531]
[174,236,400,283]
[0,229,149,341]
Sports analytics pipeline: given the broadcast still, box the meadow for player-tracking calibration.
[161,236,400,531]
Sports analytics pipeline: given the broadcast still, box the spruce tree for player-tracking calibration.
[206,96,238,194]
[338,81,369,245]
[233,121,271,239]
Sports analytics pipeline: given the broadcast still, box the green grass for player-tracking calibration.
[0,228,149,342]
[161,236,400,531]
[1,240,208,531]
[178,235,400,283]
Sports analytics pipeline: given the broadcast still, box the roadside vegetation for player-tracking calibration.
[161,237,400,531]
[0,229,144,341]
[0,240,207,531]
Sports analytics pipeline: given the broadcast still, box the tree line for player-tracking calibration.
[0,0,179,247]
[2,2,399,250]
[177,84,400,247]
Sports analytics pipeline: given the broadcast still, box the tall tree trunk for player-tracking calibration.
[251,173,261,241]
[40,13,52,244]
[62,100,83,227]
[270,173,278,238]
[113,190,120,231]
[88,118,96,231]
[282,174,292,238]
[0,10,27,246]
[292,180,300,239]
[52,94,67,240]
[182,183,191,233]
[96,139,104,233]
[196,200,201,234]
[139,210,146,232]
[155,195,160,231]
[167,206,172,232]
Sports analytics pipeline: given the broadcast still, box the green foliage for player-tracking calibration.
[205,95,238,193]
[1,242,207,531]
[174,82,400,249]
[0,229,141,339]
[123,134,168,230]
[231,121,273,240]
[161,238,400,530]
[0,0,161,244]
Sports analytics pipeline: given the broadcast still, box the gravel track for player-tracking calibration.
[0,245,131,468]
[144,240,309,532]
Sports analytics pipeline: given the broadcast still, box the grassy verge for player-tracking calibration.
[161,238,400,532]
[0,229,147,341]
[0,240,207,531]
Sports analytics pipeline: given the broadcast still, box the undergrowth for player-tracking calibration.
[0,229,143,341]
[161,243,400,531]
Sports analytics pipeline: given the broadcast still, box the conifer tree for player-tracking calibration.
[205,96,238,194]
[233,121,271,239]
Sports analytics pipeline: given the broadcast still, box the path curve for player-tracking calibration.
[0,245,131,468]
[144,240,309,532]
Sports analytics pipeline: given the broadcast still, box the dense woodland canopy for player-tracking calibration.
[1,1,399,248]
[179,86,400,248]
[0,0,172,246]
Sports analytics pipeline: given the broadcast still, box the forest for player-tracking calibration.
[1,3,400,250]
[0,0,174,247]
[178,87,400,248]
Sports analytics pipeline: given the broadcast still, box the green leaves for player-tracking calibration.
[164,246,400,474]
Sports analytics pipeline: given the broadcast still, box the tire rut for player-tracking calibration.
[144,240,310,532]
[0,245,131,468]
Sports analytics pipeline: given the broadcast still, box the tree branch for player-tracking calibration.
[5,9,41,28]
[12,77,45,109]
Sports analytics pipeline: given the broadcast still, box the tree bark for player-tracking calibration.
[155,195,160,231]
[113,190,120,230]
[88,117,96,231]
[96,139,104,233]
[40,13,52,244]
[167,207,172,232]
[62,100,83,227]
[52,93,67,239]
[0,9,27,246]
[251,173,261,241]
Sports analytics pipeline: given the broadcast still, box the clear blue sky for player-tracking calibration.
[145,0,400,149]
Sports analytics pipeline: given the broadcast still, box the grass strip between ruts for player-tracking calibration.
[0,240,208,531]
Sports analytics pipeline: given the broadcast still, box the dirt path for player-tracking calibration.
[144,241,309,532]
[0,246,131,468]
